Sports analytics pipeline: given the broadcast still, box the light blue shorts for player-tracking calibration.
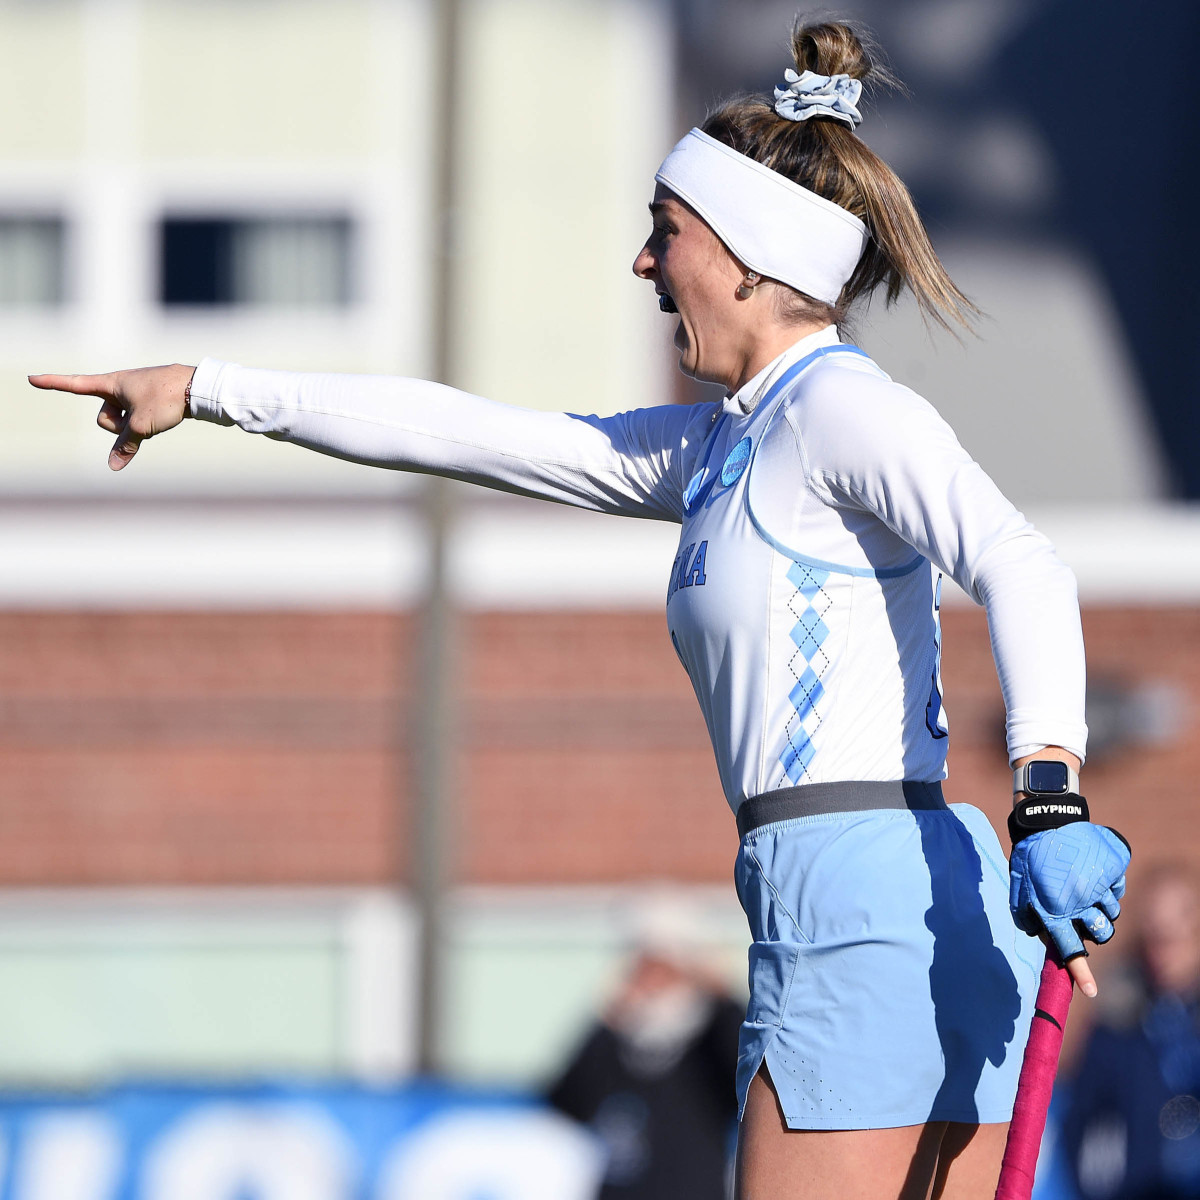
[734,798,1042,1130]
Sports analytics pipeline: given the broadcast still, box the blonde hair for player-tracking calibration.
[701,17,977,332]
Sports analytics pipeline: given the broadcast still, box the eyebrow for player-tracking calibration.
[648,201,669,216]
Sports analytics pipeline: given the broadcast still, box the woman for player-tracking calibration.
[33,19,1129,1200]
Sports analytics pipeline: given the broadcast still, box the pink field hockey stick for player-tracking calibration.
[994,953,1074,1200]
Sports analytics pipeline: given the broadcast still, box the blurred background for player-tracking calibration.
[0,0,1197,1196]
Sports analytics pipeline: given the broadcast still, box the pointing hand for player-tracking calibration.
[29,364,196,470]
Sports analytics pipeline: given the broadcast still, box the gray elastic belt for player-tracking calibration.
[736,780,947,838]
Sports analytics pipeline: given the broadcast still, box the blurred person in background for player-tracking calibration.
[31,14,1131,1199]
[1060,866,1200,1199]
[547,903,742,1200]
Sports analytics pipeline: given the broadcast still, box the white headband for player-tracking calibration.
[654,128,868,305]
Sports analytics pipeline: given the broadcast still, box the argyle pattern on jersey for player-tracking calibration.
[780,561,832,783]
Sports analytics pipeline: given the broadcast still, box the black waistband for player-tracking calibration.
[736,781,947,838]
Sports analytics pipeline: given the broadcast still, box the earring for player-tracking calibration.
[736,271,761,300]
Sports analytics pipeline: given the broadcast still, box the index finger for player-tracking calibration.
[28,373,117,398]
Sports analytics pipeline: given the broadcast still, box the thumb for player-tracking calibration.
[109,423,143,471]
[1044,914,1085,963]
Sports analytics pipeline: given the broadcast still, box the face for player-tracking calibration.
[1139,875,1200,995]
[632,183,747,388]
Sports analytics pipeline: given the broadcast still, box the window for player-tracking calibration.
[160,215,353,307]
[0,216,65,306]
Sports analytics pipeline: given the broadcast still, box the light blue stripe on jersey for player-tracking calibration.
[748,515,927,579]
[682,413,732,514]
[742,345,927,579]
[755,343,873,408]
[685,346,870,518]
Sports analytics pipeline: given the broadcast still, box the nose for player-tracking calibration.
[632,242,656,280]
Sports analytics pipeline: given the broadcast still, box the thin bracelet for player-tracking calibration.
[183,375,193,419]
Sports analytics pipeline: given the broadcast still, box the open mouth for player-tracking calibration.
[658,293,678,314]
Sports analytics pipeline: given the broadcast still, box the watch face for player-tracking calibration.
[1027,760,1070,794]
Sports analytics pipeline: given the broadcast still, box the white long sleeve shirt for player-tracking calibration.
[189,326,1087,811]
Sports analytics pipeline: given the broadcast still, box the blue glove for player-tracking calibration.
[1009,823,1130,960]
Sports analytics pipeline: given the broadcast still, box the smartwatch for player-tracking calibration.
[1012,759,1080,798]
[1009,759,1088,843]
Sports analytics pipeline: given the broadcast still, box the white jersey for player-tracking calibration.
[190,326,1087,812]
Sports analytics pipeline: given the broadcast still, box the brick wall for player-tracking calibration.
[0,607,1194,887]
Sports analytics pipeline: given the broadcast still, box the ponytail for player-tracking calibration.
[701,18,977,332]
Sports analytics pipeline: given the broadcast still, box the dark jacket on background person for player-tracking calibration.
[1061,988,1200,1199]
[547,995,742,1200]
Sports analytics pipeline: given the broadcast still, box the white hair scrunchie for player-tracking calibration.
[773,68,863,129]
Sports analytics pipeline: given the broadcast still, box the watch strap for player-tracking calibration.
[1008,792,1091,845]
